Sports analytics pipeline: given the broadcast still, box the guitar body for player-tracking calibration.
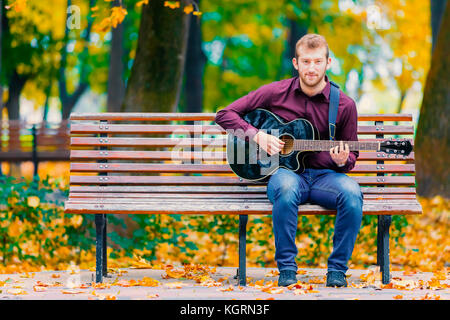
[226,108,316,181]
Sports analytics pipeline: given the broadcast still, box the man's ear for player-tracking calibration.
[292,57,298,70]
[326,57,332,70]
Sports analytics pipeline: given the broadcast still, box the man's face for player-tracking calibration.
[293,46,331,87]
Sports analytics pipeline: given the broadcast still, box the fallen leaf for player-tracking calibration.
[7,288,27,295]
[262,287,284,294]
[61,289,85,294]
[218,285,234,292]
[308,276,326,284]
[265,270,279,277]
[138,277,160,287]
[33,286,47,292]
[164,281,188,289]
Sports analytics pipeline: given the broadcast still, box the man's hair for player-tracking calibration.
[295,34,329,60]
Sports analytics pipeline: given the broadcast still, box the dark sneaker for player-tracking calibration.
[278,270,297,287]
[326,271,347,287]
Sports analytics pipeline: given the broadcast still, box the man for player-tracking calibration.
[215,34,363,287]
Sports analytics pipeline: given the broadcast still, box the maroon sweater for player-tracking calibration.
[215,75,359,173]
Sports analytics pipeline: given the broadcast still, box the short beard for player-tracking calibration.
[299,67,327,88]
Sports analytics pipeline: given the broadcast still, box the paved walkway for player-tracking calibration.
[0,266,448,300]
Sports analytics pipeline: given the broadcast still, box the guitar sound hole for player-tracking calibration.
[280,135,294,155]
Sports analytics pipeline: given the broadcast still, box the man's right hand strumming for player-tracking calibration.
[252,131,285,156]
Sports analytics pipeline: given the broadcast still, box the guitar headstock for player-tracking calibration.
[379,138,413,156]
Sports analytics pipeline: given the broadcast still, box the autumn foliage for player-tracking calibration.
[0,162,448,277]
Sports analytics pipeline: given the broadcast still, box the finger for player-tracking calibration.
[340,140,344,153]
[335,146,339,154]
[344,143,349,153]
[268,145,280,155]
[273,140,284,149]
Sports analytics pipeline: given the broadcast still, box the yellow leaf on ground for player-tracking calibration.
[164,281,188,289]
[7,288,27,295]
[33,285,47,292]
[27,196,40,208]
[218,285,234,292]
[61,289,85,294]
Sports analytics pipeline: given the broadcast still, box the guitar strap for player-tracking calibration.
[328,81,340,140]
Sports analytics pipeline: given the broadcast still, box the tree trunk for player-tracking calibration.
[5,70,27,120]
[121,0,190,112]
[0,0,3,176]
[183,1,205,113]
[0,0,3,115]
[59,0,94,120]
[5,70,27,177]
[415,2,449,198]
[431,0,447,53]
[278,0,310,79]
[107,0,125,112]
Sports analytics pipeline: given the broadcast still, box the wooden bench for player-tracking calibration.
[63,113,422,285]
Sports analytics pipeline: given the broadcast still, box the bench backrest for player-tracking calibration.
[67,113,417,203]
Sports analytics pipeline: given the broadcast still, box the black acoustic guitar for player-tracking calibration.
[226,108,413,181]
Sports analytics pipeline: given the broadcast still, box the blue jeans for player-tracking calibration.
[267,168,363,273]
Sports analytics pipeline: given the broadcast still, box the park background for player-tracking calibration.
[0,0,448,276]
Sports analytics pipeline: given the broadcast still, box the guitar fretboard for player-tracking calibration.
[290,140,379,152]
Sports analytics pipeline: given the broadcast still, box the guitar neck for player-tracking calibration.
[292,140,379,152]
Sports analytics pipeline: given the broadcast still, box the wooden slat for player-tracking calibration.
[70,113,218,121]
[69,113,413,122]
[67,198,418,205]
[69,175,416,186]
[357,125,414,135]
[356,114,413,121]
[0,151,69,161]
[64,200,422,215]
[68,192,416,200]
[70,124,223,135]
[69,150,225,161]
[69,193,270,199]
[69,185,416,194]
[69,137,413,148]
[70,163,415,174]
[69,150,414,161]
[70,185,268,193]
[70,137,226,147]
[70,123,414,135]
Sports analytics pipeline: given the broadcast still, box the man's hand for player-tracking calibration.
[330,140,349,167]
[252,131,285,156]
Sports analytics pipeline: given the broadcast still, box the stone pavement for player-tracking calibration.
[0,266,448,300]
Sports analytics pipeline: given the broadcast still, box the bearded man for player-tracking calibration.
[215,34,363,287]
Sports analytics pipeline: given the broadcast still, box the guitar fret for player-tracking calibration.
[293,140,378,151]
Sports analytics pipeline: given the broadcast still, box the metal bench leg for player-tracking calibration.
[102,214,109,277]
[377,215,392,284]
[238,214,248,286]
[95,214,105,283]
